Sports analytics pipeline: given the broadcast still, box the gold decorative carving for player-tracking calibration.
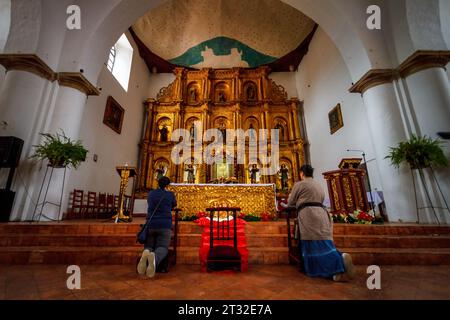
[157,81,177,102]
[57,72,100,96]
[342,177,353,209]
[331,178,340,211]
[352,175,364,209]
[166,184,276,218]
[324,168,368,214]
[136,66,306,193]
[268,79,288,102]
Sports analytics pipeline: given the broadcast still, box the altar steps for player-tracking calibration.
[0,221,450,265]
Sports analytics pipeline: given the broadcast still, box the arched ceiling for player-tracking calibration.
[131,0,317,71]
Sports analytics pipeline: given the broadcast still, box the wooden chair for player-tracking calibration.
[206,207,241,272]
[97,193,107,217]
[106,194,115,215]
[84,191,97,218]
[114,195,120,211]
[280,206,304,271]
[69,189,84,219]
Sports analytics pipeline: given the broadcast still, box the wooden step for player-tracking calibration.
[2,221,450,236]
[2,232,450,249]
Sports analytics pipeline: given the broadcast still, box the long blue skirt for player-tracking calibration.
[300,240,345,278]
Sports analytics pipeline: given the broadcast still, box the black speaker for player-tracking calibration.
[0,189,15,222]
[0,136,24,168]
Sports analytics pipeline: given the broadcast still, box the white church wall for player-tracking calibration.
[0,65,5,92]
[295,28,383,200]
[67,32,150,198]
[0,0,11,53]
[440,0,450,50]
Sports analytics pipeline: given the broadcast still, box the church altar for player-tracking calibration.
[166,183,277,218]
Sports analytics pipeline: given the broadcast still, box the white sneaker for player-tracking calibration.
[146,252,156,278]
[333,274,343,282]
[137,249,151,275]
[342,253,356,280]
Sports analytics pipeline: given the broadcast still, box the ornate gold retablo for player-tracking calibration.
[167,183,277,217]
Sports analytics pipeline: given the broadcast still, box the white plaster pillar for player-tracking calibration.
[0,70,59,221]
[362,83,417,223]
[402,67,450,223]
[40,86,88,221]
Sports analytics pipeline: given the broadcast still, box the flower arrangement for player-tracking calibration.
[179,211,209,221]
[352,210,374,224]
[332,210,375,224]
[238,212,261,222]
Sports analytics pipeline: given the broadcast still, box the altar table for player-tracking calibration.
[166,184,277,218]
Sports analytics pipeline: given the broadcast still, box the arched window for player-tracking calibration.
[106,34,133,91]
[106,46,116,72]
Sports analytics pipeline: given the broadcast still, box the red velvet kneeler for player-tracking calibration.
[195,217,248,272]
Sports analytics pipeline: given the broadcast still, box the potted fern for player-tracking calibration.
[385,135,448,170]
[32,131,88,169]
[385,135,448,224]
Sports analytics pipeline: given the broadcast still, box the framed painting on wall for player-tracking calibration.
[103,96,124,134]
[328,103,344,134]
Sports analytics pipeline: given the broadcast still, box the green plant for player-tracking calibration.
[32,131,88,169]
[385,135,448,169]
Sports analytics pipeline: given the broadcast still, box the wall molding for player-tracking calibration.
[0,54,100,96]
[0,54,56,81]
[57,72,100,96]
[349,50,450,94]
[349,69,396,94]
[398,50,450,78]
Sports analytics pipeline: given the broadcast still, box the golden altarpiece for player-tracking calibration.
[136,67,307,202]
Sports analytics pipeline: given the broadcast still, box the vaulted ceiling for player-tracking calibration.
[131,0,317,72]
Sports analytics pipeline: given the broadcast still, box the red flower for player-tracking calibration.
[260,212,271,221]
[197,211,207,218]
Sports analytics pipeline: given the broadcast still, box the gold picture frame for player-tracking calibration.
[103,96,124,134]
[329,103,344,134]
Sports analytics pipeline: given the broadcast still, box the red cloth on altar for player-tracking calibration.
[195,217,248,272]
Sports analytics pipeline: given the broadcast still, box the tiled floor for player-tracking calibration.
[1,264,449,300]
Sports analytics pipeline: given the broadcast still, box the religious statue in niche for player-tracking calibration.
[278,164,289,191]
[218,122,227,142]
[246,84,256,101]
[218,91,227,103]
[249,123,257,140]
[249,164,259,184]
[189,123,196,141]
[155,164,167,181]
[189,87,198,103]
[274,122,285,141]
[185,164,196,184]
[159,125,169,142]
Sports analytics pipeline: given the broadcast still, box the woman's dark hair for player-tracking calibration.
[158,176,171,189]
[300,164,314,177]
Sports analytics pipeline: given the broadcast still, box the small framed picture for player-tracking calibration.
[329,103,344,134]
[103,96,124,134]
